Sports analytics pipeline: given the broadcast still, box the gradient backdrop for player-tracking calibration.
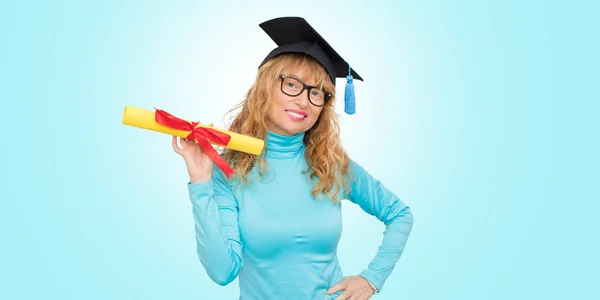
[2,0,597,299]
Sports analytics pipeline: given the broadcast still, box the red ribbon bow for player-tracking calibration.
[154,108,235,178]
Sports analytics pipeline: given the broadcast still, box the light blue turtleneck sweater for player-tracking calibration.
[187,131,413,299]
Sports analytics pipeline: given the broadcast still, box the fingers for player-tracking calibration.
[173,136,194,151]
[179,137,193,149]
[328,277,375,300]
[172,136,182,154]
[336,290,370,300]
[335,291,351,300]
[182,137,196,147]
[173,135,206,158]
[327,282,345,295]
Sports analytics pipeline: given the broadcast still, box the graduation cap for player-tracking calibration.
[258,17,362,115]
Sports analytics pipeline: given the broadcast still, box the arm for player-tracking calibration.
[188,165,243,286]
[346,159,414,292]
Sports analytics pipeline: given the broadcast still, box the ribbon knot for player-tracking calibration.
[154,108,235,178]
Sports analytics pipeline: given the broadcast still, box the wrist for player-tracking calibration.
[187,165,212,184]
[190,175,211,184]
[367,280,379,294]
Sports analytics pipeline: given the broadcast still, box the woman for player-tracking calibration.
[172,17,413,300]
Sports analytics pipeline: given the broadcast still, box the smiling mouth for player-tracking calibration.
[285,110,307,119]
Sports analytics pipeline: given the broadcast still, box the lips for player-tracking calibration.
[285,109,308,120]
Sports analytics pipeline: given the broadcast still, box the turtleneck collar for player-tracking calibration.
[265,130,305,159]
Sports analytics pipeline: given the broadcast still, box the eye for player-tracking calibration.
[311,90,323,99]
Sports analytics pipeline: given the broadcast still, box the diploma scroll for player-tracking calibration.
[122,105,265,178]
[122,105,264,155]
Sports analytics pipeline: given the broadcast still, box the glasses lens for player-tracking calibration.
[309,88,326,106]
[282,77,303,96]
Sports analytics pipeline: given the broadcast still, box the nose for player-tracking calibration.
[293,89,310,108]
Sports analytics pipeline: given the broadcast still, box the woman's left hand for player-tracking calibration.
[326,276,375,299]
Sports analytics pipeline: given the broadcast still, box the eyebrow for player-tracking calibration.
[289,74,303,80]
[289,74,318,86]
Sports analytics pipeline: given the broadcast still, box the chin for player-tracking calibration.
[268,117,312,136]
[284,128,304,136]
[277,124,305,136]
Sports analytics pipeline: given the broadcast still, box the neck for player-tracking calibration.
[265,130,305,159]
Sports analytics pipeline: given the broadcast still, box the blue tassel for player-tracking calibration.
[344,64,355,115]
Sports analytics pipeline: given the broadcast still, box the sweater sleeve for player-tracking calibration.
[187,166,243,286]
[346,159,414,292]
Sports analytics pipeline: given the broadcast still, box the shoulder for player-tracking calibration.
[346,157,372,182]
[341,157,373,200]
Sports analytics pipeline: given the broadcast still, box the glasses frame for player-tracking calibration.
[279,74,332,107]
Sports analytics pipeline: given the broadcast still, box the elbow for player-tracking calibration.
[203,257,242,286]
[385,204,414,229]
[406,207,414,229]
[209,272,237,286]
[196,243,243,286]
[402,206,414,228]
[403,206,413,223]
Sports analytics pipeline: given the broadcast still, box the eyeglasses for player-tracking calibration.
[279,74,332,107]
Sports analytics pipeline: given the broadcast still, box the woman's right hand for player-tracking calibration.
[172,135,214,184]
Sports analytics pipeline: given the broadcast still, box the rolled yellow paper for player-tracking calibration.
[122,105,264,155]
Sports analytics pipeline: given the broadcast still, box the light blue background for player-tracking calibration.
[2,0,597,299]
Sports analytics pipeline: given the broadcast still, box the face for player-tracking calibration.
[266,68,326,136]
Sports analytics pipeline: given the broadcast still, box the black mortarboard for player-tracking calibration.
[258,17,362,114]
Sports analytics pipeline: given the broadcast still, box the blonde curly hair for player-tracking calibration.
[222,53,350,202]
